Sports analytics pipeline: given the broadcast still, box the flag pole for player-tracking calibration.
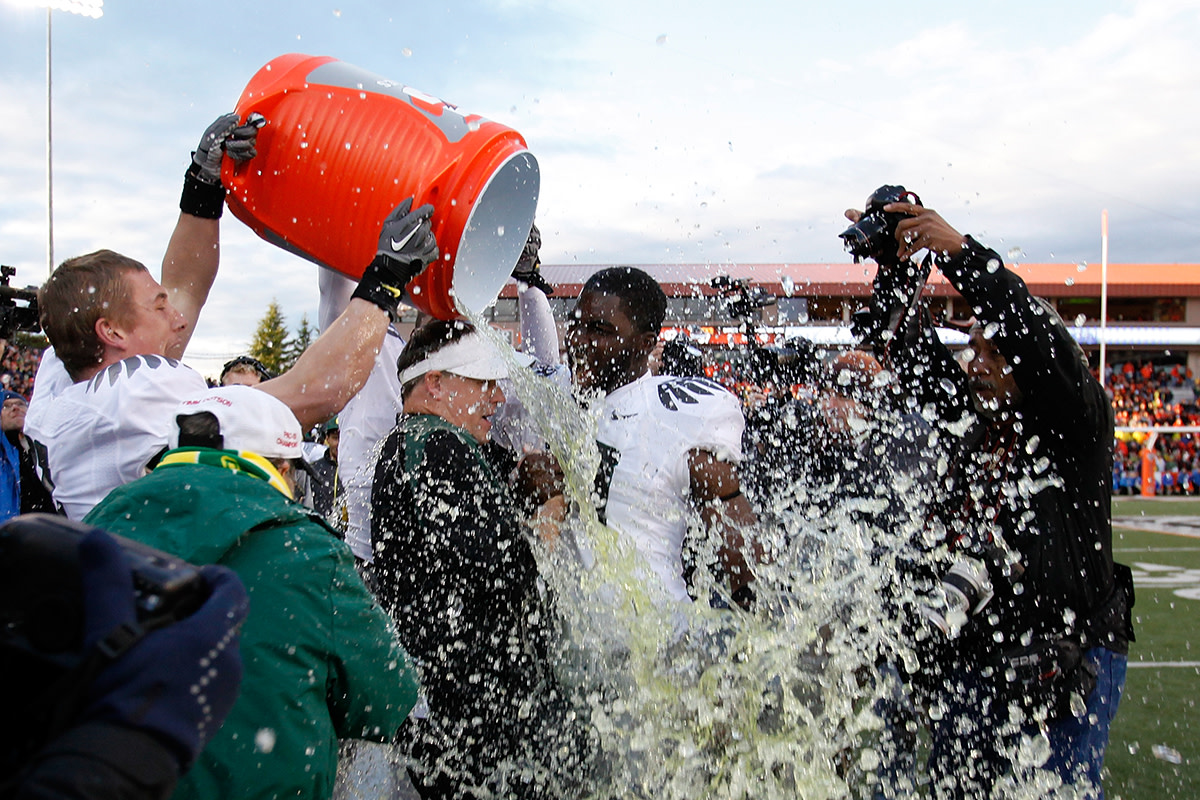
[1100,209,1109,388]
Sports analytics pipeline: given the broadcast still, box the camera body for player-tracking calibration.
[0,265,42,340]
[839,185,922,265]
[0,515,210,775]
[747,336,823,389]
[710,275,775,322]
[0,514,208,674]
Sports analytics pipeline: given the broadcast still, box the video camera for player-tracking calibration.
[710,275,775,322]
[0,265,41,339]
[0,515,209,769]
[709,275,822,388]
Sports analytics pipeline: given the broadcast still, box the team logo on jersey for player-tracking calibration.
[91,354,181,390]
[657,378,720,411]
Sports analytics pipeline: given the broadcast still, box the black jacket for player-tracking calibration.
[371,414,593,800]
[892,238,1132,661]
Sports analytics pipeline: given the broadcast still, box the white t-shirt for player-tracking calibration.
[25,349,209,520]
[596,372,745,602]
[340,328,405,562]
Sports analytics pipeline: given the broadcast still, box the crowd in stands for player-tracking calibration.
[10,335,1200,501]
[0,340,43,397]
[1106,360,1200,495]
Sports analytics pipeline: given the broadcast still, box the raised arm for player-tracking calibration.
[258,199,439,429]
[162,113,263,352]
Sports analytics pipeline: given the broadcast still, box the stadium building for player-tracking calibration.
[482,261,1200,380]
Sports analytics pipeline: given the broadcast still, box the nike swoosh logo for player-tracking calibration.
[390,227,420,252]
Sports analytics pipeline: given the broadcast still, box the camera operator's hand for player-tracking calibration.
[887,203,967,262]
[181,111,265,219]
[511,223,554,295]
[352,198,439,319]
[79,530,249,772]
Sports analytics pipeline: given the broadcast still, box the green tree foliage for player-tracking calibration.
[249,299,289,375]
[282,313,315,372]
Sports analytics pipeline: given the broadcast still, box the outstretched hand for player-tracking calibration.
[352,198,439,318]
[888,203,967,261]
[192,112,265,185]
[843,204,966,262]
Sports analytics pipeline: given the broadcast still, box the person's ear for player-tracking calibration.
[423,371,445,400]
[94,317,124,350]
[636,330,659,358]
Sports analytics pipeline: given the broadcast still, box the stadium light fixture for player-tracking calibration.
[7,0,103,276]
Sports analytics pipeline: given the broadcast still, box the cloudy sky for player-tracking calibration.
[2,0,1198,377]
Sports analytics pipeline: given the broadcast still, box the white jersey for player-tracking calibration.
[597,372,745,602]
[340,327,405,562]
[25,350,209,520]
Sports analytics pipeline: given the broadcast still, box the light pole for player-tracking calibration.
[10,0,104,277]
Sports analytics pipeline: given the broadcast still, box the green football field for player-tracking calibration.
[1105,497,1200,800]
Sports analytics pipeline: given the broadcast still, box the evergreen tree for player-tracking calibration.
[249,299,289,375]
[282,313,315,372]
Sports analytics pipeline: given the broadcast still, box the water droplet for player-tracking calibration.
[497,225,505,237]
[402,47,413,58]
[332,9,342,17]
[986,258,1001,274]
[1074,314,1086,326]
[1077,262,1088,272]
[255,728,276,753]
[1064,277,1075,286]
[1152,744,1183,764]
[655,34,668,45]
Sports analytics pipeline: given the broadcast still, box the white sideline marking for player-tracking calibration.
[1128,661,1200,669]
[1113,516,1200,538]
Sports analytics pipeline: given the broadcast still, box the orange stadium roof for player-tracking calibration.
[505,262,1200,299]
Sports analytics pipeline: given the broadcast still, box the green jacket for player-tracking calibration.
[85,448,419,800]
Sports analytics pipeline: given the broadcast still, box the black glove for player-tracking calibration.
[352,198,439,319]
[181,112,265,219]
[79,530,249,772]
[511,223,554,295]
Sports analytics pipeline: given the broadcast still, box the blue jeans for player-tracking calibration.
[1042,647,1127,797]
[926,647,1127,799]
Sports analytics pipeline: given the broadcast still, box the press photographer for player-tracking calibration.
[845,191,1135,798]
[0,515,248,799]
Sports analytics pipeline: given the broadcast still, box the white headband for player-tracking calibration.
[399,331,533,384]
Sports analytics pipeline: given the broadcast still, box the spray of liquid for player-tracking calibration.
[337,317,1071,800]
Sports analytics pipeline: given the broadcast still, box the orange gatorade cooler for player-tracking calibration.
[222,53,539,320]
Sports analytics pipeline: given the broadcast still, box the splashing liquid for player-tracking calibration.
[341,317,1068,800]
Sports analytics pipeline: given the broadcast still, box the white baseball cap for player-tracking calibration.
[169,385,303,460]
[398,330,534,385]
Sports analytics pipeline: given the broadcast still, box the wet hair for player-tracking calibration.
[176,410,223,450]
[220,355,274,385]
[395,319,476,401]
[825,349,885,402]
[39,250,147,381]
[175,409,292,473]
[580,267,667,334]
